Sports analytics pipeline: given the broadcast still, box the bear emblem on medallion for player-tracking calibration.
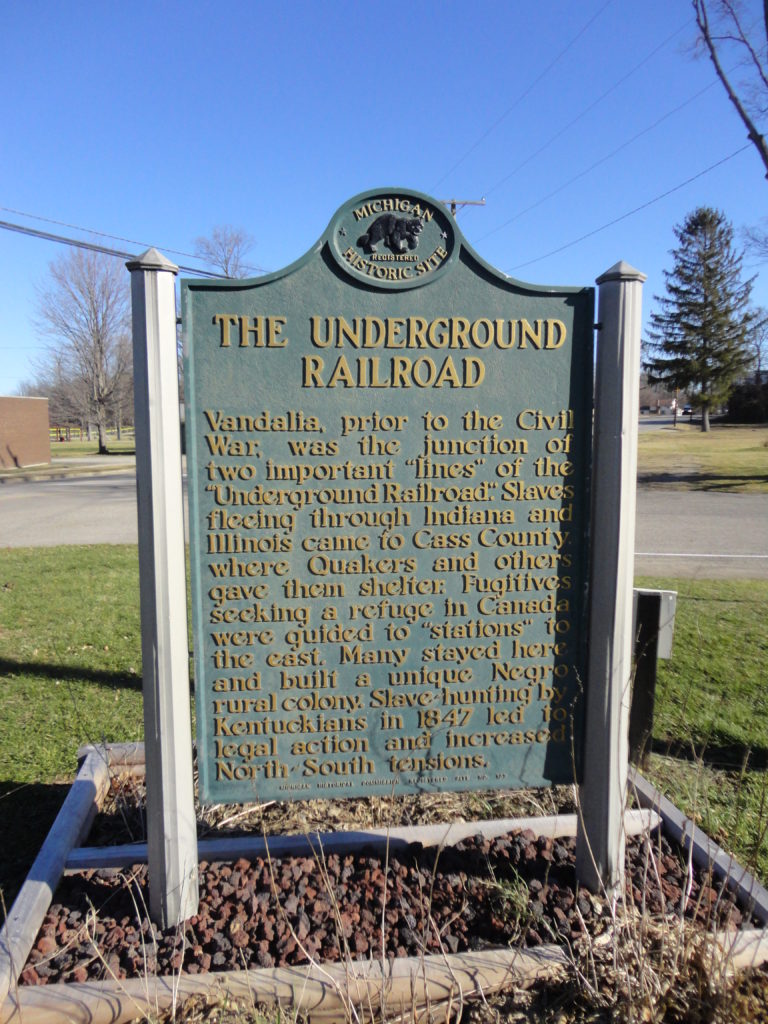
[357,214,424,255]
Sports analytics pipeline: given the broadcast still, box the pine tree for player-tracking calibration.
[644,207,755,431]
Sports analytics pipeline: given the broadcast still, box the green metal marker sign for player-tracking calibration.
[182,188,594,805]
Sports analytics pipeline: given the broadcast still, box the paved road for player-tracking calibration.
[634,489,768,578]
[638,414,679,432]
[0,472,190,547]
[0,472,144,547]
[1,472,766,579]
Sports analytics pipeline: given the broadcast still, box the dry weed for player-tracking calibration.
[64,770,768,1023]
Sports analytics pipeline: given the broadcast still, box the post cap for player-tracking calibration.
[126,248,179,274]
[596,261,646,285]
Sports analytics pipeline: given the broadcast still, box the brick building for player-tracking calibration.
[0,396,51,468]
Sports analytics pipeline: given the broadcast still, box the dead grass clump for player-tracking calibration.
[459,916,768,1023]
[196,779,577,840]
[70,772,768,1023]
[89,772,577,849]
[151,992,291,1024]
[153,936,768,1024]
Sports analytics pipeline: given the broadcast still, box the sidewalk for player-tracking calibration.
[0,454,137,484]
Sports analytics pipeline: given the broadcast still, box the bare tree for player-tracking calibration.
[109,334,134,439]
[744,220,768,257]
[34,249,132,454]
[751,305,768,378]
[194,225,256,278]
[694,1,768,176]
[27,350,89,428]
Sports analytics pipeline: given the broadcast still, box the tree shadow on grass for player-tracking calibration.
[0,780,70,925]
[0,657,142,691]
[639,471,768,490]
[652,734,768,771]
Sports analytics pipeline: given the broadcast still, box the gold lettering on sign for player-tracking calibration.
[309,316,567,351]
[213,315,288,348]
[201,284,582,793]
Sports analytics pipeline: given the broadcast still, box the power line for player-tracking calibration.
[429,0,615,193]
[480,18,692,203]
[0,205,204,264]
[477,75,722,243]
[0,204,269,275]
[508,144,752,272]
[0,219,228,277]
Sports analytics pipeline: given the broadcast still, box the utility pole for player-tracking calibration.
[440,197,486,218]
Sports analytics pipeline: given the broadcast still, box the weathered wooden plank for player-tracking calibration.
[0,945,569,1024]
[711,928,768,973]
[631,770,768,926]
[76,741,146,767]
[0,750,110,1008]
[66,809,659,870]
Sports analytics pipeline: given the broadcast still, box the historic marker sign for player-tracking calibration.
[183,188,594,805]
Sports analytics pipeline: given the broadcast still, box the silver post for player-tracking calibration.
[576,261,645,893]
[127,248,198,926]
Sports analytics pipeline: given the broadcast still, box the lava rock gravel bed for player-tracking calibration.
[21,829,750,986]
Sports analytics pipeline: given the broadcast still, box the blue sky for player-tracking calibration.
[0,0,763,395]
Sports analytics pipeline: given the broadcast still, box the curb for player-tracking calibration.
[0,461,137,485]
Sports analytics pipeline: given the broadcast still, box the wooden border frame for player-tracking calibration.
[2,745,766,1024]
[630,769,768,925]
[1,945,570,1024]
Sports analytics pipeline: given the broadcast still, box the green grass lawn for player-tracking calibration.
[1,546,767,918]
[26,423,768,493]
[0,546,146,916]
[636,575,768,880]
[0,546,145,782]
[50,437,135,458]
[637,424,768,492]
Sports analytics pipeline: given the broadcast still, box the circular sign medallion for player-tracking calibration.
[329,189,456,290]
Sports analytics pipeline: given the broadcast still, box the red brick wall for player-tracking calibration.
[0,397,51,468]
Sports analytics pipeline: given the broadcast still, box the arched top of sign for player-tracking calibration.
[327,188,458,291]
[185,187,588,302]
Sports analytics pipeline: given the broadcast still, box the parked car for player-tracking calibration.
[683,405,692,415]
